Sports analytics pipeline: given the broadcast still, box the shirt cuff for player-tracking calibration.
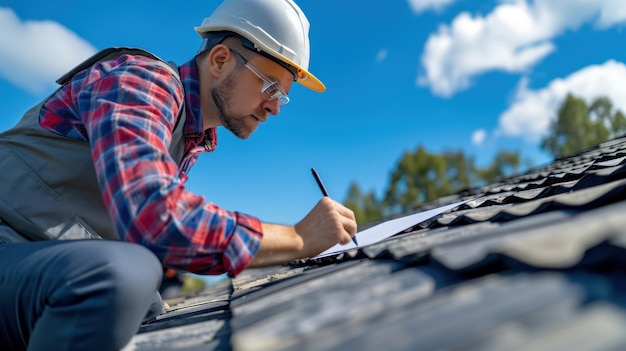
[223,212,263,277]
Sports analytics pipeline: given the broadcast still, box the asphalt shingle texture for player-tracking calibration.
[125,135,626,351]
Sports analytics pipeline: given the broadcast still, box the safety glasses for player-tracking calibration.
[229,48,290,107]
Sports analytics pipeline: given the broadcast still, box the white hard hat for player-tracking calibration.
[195,0,325,92]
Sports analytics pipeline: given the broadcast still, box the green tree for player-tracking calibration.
[344,182,382,225]
[541,94,626,158]
[344,93,626,222]
[383,146,475,214]
[476,150,520,184]
[345,147,522,224]
[590,97,626,137]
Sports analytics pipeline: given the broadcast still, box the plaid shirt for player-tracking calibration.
[39,53,262,277]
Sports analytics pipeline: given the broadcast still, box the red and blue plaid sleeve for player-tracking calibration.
[41,54,262,276]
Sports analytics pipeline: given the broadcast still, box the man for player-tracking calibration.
[0,0,357,349]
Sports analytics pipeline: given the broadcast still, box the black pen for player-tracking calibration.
[311,167,359,246]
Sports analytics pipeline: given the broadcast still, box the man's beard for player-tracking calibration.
[211,73,255,140]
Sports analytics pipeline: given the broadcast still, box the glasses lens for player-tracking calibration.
[277,94,289,107]
[231,48,290,107]
[262,82,289,107]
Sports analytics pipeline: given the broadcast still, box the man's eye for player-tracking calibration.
[265,83,278,94]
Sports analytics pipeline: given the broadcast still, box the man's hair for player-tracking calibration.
[195,31,241,62]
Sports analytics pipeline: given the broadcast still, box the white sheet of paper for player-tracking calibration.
[314,200,468,258]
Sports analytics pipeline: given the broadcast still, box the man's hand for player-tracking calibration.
[249,197,357,267]
[294,197,357,253]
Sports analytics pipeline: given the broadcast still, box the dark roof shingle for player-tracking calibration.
[126,135,626,351]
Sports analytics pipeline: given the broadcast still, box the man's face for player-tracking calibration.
[211,69,262,139]
[210,50,294,139]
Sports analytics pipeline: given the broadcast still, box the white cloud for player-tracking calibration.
[376,49,388,62]
[497,60,626,141]
[409,0,455,13]
[0,7,96,94]
[472,129,487,145]
[418,0,626,97]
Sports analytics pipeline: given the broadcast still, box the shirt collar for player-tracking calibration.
[179,57,217,150]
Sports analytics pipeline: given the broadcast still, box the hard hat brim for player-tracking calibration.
[290,63,326,92]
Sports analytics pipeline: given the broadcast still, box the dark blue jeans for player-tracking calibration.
[0,238,163,350]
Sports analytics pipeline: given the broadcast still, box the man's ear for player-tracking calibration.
[207,44,231,79]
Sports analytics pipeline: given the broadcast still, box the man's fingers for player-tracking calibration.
[340,235,351,245]
[336,203,358,239]
[332,201,356,220]
[343,217,357,237]
[315,197,358,244]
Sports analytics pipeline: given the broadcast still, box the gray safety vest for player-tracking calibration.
[0,47,186,242]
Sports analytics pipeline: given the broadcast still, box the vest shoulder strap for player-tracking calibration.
[56,47,177,84]
[55,47,187,162]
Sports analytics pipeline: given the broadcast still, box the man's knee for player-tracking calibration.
[2,240,165,350]
[97,241,162,284]
[49,241,163,308]
[81,241,161,293]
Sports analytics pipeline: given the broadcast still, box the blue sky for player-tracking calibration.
[2,0,626,229]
